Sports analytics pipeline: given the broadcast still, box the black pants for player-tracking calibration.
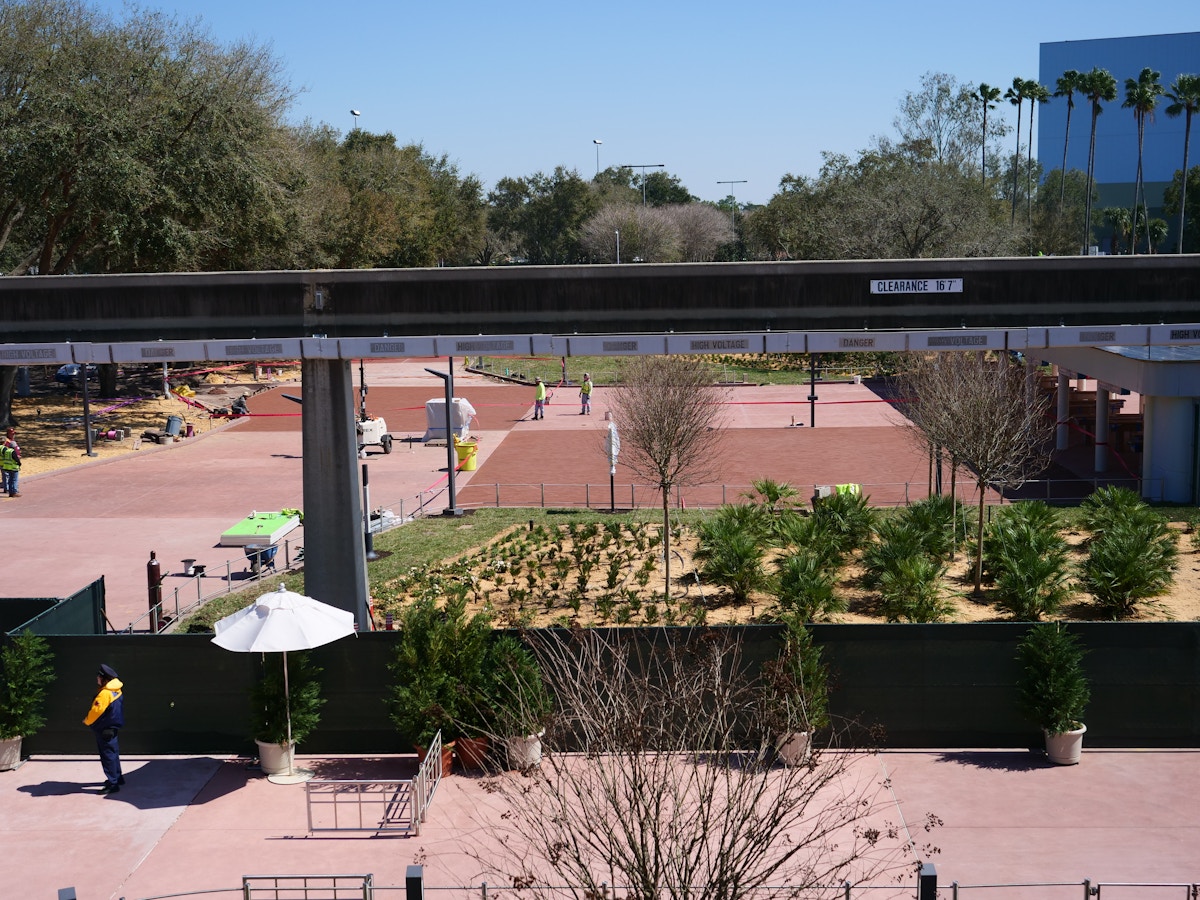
[94,728,122,785]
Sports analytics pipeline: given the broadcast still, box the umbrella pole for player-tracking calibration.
[283,652,293,777]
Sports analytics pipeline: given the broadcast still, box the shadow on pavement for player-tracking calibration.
[933,749,1051,771]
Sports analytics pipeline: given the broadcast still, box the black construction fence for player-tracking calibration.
[22,621,1200,758]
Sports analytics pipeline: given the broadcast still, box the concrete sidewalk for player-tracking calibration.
[7,749,1197,900]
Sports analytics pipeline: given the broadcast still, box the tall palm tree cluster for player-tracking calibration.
[980,66,1200,255]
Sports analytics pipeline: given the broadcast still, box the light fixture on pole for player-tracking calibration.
[593,139,603,176]
[717,179,748,233]
[424,363,462,517]
[350,109,361,131]
[620,163,665,206]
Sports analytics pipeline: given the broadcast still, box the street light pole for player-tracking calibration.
[593,139,602,176]
[621,163,665,206]
[717,179,747,225]
[615,230,620,264]
[424,362,461,516]
[350,109,361,131]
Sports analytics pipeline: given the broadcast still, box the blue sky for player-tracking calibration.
[94,1,1199,206]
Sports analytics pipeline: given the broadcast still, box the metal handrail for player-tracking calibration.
[122,535,304,634]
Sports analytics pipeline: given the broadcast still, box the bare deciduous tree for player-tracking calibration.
[474,629,934,900]
[606,356,729,600]
[901,352,1054,593]
[664,202,735,261]
[581,202,682,263]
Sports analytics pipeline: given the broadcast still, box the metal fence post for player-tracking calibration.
[541,483,545,507]
[919,862,937,900]
[406,864,424,900]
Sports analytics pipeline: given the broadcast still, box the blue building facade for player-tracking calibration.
[1038,32,1200,239]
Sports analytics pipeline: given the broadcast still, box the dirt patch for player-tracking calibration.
[8,364,297,477]
[373,518,1200,627]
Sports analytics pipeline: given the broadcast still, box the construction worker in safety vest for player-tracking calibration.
[0,434,20,497]
[580,373,593,415]
[533,378,546,420]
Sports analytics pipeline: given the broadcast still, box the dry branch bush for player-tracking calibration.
[472,629,935,900]
[605,356,730,602]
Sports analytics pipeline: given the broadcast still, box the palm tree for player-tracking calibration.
[1005,77,1029,224]
[1122,67,1164,255]
[1026,81,1050,239]
[977,83,1002,184]
[1081,67,1117,254]
[1054,69,1082,210]
[1164,73,1200,253]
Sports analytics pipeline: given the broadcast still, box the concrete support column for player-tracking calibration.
[1094,387,1110,473]
[1141,395,1199,503]
[1056,371,1070,451]
[301,358,370,631]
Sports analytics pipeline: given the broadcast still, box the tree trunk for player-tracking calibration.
[973,480,987,596]
[661,484,672,602]
[0,368,16,429]
[1060,101,1073,210]
[99,363,118,398]
[1178,110,1192,254]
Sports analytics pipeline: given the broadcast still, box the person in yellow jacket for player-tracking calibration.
[1,427,19,497]
[533,377,546,420]
[84,664,125,793]
[579,373,593,415]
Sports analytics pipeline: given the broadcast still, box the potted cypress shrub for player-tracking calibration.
[487,634,552,770]
[0,631,56,770]
[249,651,325,776]
[387,596,494,773]
[761,617,829,766]
[1016,623,1090,765]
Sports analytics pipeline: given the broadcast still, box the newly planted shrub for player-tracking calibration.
[900,494,971,560]
[878,555,954,623]
[1079,485,1158,540]
[1082,518,1177,619]
[694,517,769,604]
[812,489,877,555]
[775,550,844,621]
[861,519,928,590]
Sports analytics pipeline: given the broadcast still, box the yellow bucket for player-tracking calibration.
[454,439,478,471]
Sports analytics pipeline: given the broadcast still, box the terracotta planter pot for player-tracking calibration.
[255,739,295,776]
[455,735,490,770]
[1044,724,1086,765]
[0,736,22,771]
[505,732,544,769]
[416,740,455,776]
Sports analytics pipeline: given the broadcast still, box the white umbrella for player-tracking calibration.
[212,584,356,779]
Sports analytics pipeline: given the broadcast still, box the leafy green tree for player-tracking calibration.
[1032,168,1092,254]
[1053,70,1083,210]
[1164,74,1200,253]
[0,0,298,275]
[643,170,696,206]
[893,72,989,174]
[976,83,1002,183]
[1080,68,1118,252]
[1163,164,1200,253]
[1122,67,1164,254]
[1016,623,1090,735]
[487,167,597,264]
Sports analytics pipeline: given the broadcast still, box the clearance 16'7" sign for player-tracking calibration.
[870,278,963,294]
